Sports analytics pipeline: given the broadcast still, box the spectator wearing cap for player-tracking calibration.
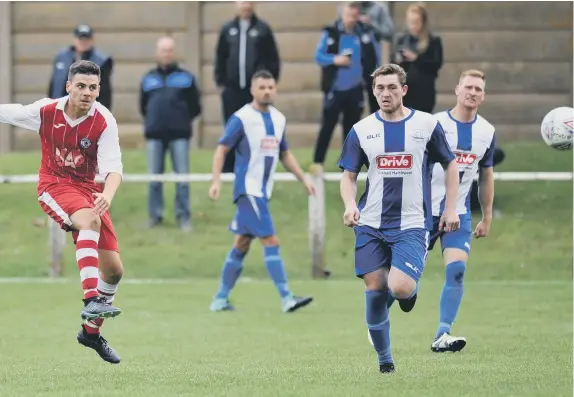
[48,24,114,109]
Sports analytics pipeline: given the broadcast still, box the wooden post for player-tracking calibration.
[49,218,66,277]
[308,165,331,279]
[0,2,13,153]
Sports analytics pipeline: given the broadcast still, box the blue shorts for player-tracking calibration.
[353,225,429,282]
[428,213,472,255]
[229,195,275,238]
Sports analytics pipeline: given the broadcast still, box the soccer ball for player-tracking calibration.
[540,107,573,150]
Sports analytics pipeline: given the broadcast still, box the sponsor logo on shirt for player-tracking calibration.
[454,151,477,171]
[376,154,413,176]
[260,137,279,150]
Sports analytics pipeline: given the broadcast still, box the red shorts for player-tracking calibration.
[37,182,119,252]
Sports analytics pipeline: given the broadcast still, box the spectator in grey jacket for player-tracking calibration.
[339,2,394,113]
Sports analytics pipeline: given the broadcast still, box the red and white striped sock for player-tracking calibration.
[84,318,104,336]
[76,230,100,300]
[84,278,120,335]
[97,277,119,304]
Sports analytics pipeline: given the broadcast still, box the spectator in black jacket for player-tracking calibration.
[393,3,443,113]
[48,24,113,109]
[214,1,281,172]
[139,36,201,232]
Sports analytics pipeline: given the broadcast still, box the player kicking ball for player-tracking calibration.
[428,70,496,353]
[0,60,124,364]
[338,64,460,373]
[208,70,315,313]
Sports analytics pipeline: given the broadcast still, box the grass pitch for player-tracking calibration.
[0,279,571,397]
[0,141,572,396]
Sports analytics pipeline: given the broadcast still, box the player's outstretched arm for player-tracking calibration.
[427,121,460,232]
[474,167,494,238]
[474,135,496,238]
[210,115,244,200]
[442,159,460,219]
[338,127,365,227]
[209,144,229,200]
[279,150,315,195]
[340,171,360,227]
[0,98,54,132]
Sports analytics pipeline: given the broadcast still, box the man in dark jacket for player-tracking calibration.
[214,1,280,172]
[313,2,380,169]
[48,24,113,109]
[139,36,201,232]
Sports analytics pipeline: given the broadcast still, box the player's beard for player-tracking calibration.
[257,98,273,108]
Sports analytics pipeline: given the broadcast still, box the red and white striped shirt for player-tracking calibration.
[0,96,123,185]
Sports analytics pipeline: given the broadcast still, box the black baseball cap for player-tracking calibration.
[74,24,93,38]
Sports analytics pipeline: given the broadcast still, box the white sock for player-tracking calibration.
[97,277,119,303]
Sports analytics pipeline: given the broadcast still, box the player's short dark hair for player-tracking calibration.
[68,60,100,82]
[251,69,275,81]
[371,64,407,87]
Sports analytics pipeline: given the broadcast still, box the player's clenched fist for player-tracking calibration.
[92,192,112,216]
[343,206,360,227]
[209,182,221,201]
[473,219,491,239]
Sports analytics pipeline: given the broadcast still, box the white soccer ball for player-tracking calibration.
[540,107,573,150]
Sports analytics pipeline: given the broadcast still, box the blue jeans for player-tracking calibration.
[146,139,190,221]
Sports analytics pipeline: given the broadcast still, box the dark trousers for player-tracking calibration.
[313,85,364,165]
[221,87,253,173]
[470,148,506,211]
[403,83,436,113]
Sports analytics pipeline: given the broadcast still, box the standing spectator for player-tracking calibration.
[48,24,113,109]
[339,2,394,113]
[214,1,280,173]
[139,37,201,232]
[393,3,443,113]
[312,2,380,169]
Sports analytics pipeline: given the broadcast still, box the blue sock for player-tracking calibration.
[365,289,393,365]
[215,248,247,299]
[436,261,466,338]
[264,246,291,299]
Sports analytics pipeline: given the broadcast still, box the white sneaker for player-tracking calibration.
[431,333,467,353]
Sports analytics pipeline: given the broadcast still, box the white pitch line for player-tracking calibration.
[0,277,570,287]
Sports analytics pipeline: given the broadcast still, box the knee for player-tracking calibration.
[234,236,253,253]
[76,213,101,231]
[260,235,280,247]
[388,278,416,300]
[364,278,385,291]
[445,261,466,286]
[102,259,124,284]
[363,269,389,291]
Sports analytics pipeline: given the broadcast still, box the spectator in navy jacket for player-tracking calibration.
[48,24,113,109]
[139,36,201,232]
[214,1,280,173]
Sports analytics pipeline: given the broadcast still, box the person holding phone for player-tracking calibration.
[393,3,443,113]
[312,2,381,170]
